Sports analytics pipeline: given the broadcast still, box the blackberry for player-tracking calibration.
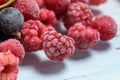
[0,7,24,40]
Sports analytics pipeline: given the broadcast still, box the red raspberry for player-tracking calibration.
[68,23,100,50]
[44,0,70,17]
[89,0,107,5]
[35,0,44,8]
[14,0,40,20]
[92,15,117,41]
[42,30,75,61]
[0,0,8,5]
[37,8,57,26]
[0,39,25,62]
[20,20,46,52]
[0,51,19,80]
[63,2,93,29]
[71,0,89,3]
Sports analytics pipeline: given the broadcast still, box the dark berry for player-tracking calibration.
[0,7,24,39]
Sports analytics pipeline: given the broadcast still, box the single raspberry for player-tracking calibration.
[37,8,57,26]
[92,15,117,41]
[0,51,19,80]
[71,0,89,3]
[20,20,47,52]
[42,30,75,61]
[89,0,107,5]
[14,0,40,20]
[35,0,44,8]
[68,23,100,50]
[0,39,25,62]
[44,0,70,17]
[63,2,93,29]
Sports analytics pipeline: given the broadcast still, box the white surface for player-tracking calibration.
[18,0,120,80]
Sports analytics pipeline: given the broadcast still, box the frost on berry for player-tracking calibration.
[0,51,19,80]
[89,0,107,5]
[20,20,47,52]
[44,0,70,17]
[68,23,100,50]
[42,30,75,61]
[63,2,93,29]
[14,0,40,20]
[37,8,57,26]
[0,39,25,62]
[92,15,117,41]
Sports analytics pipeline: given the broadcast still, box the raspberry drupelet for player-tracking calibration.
[44,0,70,18]
[42,30,75,61]
[68,23,100,50]
[92,15,117,41]
[71,0,89,3]
[63,2,93,29]
[0,51,19,80]
[0,39,25,62]
[37,8,57,26]
[20,20,47,52]
[89,0,107,5]
[14,0,40,20]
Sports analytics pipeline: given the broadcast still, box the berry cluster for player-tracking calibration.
[0,0,117,79]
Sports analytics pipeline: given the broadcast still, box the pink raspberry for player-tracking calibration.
[42,30,75,61]
[92,15,117,41]
[0,51,19,80]
[63,2,93,29]
[44,0,70,17]
[37,8,57,26]
[20,20,47,52]
[35,0,44,8]
[68,23,100,50]
[14,0,40,20]
[71,0,89,3]
[89,0,107,5]
[0,39,25,62]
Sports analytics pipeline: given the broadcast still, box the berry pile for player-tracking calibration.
[0,0,117,79]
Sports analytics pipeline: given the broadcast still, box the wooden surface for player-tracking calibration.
[18,0,120,80]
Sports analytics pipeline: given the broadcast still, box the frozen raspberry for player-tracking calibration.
[14,0,40,20]
[37,8,57,26]
[0,39,25,62]
[42,30,75,61]
[35,0,44,8]
[68,23,100,50]
[71,0,89,3]
[89,0,107,5]
[0,51,19,80]
[92,15,117,41]
[63,2,93,29]
[44,0,70,17]
[20,20,47,52]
